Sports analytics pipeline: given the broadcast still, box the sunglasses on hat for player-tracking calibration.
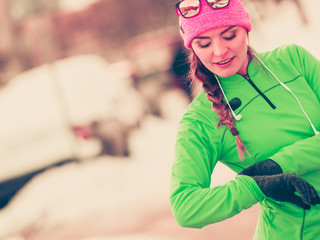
[176,0,229,18]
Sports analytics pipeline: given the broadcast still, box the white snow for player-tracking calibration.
[248,0,320,57]
[0,55,145,181]
[1,0,320,239]
[0,89,191,239]
[58,0,99,12]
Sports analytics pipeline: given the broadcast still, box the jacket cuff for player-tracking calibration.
[236,175,266,202]
[269,154,295,174]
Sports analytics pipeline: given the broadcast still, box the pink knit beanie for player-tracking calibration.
[178,0,251,49]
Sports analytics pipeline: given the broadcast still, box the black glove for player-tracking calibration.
[239,159,282,176]
[253,173,320,210]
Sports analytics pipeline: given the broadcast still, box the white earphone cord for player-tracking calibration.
[214,56,319,135]
[214,74,242,121]
[255,55,320,135]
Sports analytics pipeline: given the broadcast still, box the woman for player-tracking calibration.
[170,0,320,239]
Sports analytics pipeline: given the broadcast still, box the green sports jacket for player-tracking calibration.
[170,44,320,240]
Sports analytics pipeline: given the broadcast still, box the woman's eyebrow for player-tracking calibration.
[194,26,237,40]
[193,36,210,40]
[220,26,236,35]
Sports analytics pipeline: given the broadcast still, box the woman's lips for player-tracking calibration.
[215,57,235,65]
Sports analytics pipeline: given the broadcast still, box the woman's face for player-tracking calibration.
[191,26,249,77]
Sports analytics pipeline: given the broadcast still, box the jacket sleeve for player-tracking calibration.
[270,135,320,175]
[170,113,265,229]
[269,44,320,175]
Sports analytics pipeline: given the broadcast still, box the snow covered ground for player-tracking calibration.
[0,88,252,240]
[1,0,320,239]
[0,89,199,239]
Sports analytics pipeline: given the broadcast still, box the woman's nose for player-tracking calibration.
[213,42,228,57]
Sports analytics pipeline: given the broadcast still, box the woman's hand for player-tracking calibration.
[252,173,320,210]
[239,159,282,176]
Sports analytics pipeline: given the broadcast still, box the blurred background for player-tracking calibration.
[0,0,319,239]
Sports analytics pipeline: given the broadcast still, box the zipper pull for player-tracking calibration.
[243,74,252,82]
[243,74,276,110]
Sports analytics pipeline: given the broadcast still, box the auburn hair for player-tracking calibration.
[188,50,250,160]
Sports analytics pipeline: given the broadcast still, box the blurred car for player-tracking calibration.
[0,54,142,184]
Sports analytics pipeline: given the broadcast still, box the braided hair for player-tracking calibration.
[188,50,250,160]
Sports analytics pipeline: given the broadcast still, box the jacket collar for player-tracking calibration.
[217,56,262,88]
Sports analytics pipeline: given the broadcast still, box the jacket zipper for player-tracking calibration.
[243,74,276,109]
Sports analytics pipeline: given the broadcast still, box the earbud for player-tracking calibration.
[235,114,242,121]
[214,75,243,122]
[231,111,242,121]
[234,113,242,121]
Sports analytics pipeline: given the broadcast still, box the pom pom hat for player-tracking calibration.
[178,0,252,49]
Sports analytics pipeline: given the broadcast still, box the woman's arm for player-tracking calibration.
[270,134,320,175]
[266,44,320,175]
[170,114,264,228]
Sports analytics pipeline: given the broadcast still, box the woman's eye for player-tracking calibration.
[224,34,236,41]
[198,42,211,48]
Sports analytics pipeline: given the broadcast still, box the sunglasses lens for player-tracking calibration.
[206,0,229,9]
[179,0,200,18]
